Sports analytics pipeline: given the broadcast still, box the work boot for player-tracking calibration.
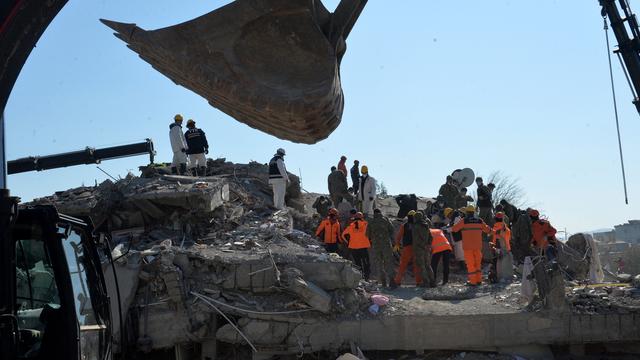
[179,163,187,175]
[388,279,399,290]
[171,166,178,175]
[198,166,207,177]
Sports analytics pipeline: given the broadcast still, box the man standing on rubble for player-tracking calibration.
[328,167,351,207]
[439,176,460,209]
[358,165,377,217]
[316,208,342,253]
[529,209,558,262]
[476,177,493,225]
[413,211,436,287]
[430,218,453,286]
[338,155,348,177]
[184,119,210,176]
[350,160,360,195]
[342,212,371,280]
[452,205,491,286]
[268,148,289,210]
[169,114,189,175]
[390,210,421,289]
[366,208,396,287]
[455,187,474,210]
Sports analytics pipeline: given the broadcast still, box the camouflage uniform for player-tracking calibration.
[438,183,459,209]
[365,212,396,286]
[412,212,435,287]
[511,212,534,263]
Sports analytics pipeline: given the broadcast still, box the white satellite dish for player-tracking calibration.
[452,168,475,189]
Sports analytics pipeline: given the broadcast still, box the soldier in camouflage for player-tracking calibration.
[365,209,396,287]
[412,211,436,287]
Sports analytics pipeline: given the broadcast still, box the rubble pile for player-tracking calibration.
[28,160,382,354]
[568,284,640,314]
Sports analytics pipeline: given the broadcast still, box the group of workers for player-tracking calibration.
[315,171,560,288]
[326,155,377,217]
[169,114,210,176]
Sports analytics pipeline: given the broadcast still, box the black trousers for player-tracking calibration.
[324,243,339,253]
[431,250,451,284]
[351,248,371,280]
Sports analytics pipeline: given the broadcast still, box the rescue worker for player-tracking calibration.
[342,212,371,280]
[413,211,436,287]
[268,148,289,210]
[390,211,421,289]
[452,205,491,286]
[491,212,513,282]
[455,187,474,210]
[312,195,332,218]
[475,177,493,225]
[438,175,460,209]
[499,199,520,228]
[358,165,377,217]
[338,155,348,177]
[430,223,453,286]
[445,207,466,270]
[328,167,351,207]
[315,208,342,253]
[365,208,396,287]
[350,160,360,195]
[529,209,558,262]
[511,209,534,263]
[169,114,188,175]
[184,119,209,176]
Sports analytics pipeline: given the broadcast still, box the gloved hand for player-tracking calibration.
[393,244,401,253]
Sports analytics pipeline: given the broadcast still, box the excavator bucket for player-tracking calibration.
[101,0,367,144]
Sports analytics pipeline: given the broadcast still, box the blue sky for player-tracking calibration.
[5,0,640,234]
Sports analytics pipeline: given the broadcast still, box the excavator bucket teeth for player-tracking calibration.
[101,0,367,144]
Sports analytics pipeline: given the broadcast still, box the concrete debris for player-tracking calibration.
[27,159,640,358]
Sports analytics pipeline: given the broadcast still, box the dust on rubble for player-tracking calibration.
[26,158,640,357]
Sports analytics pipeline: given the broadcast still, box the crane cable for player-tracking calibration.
[603,16,630,205]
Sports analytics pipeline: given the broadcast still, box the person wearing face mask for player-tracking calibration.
[315,208,342,253]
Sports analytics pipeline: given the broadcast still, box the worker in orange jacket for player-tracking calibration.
[452,205,491,285]
[390,210,421,289]
[430,225,453,286]
[315,208,342,253]
[490,212,513,283]
[342,212,371,280]
[529,209,558,262]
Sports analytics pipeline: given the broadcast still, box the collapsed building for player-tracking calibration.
[28,159,640,360]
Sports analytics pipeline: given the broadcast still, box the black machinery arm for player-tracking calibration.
[600,0,640,113]
[7,139,155,174]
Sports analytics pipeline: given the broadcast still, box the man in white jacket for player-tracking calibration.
[358,165,376,217]
[169,114,189,175]
[268,148,289,209]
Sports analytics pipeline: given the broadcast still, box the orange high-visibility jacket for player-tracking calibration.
[315,218,342,244]
[342,220,371,249]
[491,222,512,252]
[451,216,491,251]
[531,220,557,249]
[430,229,452,254]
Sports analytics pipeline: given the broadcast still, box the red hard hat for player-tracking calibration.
[528,209,540,217]
[495,212,504,219]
